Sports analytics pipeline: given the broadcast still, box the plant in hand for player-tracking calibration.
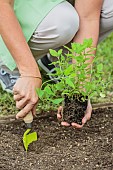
[37,39,106,125]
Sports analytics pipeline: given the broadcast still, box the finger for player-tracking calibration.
[82,104,92,124]
[13,85,19,95]
[13,94,24,101]
[58,106,63,114]
[13,90,19,95]
[57,106,63,119]
[16,103,34,119]
[82,117,87,124]
[71,122,83,128]
[57,106,71,126]
[82,112,91,124]
[57,113,62,119]
[16,98,29,110]
[31,105,37,116]
[61,121,70,127]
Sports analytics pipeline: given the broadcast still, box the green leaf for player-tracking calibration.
[75,55,84,62]
[49,49,58,57]
[87,48,96,53]
[61,55,65,61]
[72,43,85,53]
[51,98,64,104]
[55,82,64,90]
[58,49,63,56]
[83,38,93,48]
[23,129,38,152]
[70,73,77,78]
[44,86,55,96]
[62,89,69,94]
[64,65,73,76]
[81,91,87,96]
[66,78,75,89]
[89,91,97,98]
[36,88,44,98]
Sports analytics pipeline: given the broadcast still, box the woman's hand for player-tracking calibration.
[57,100,92,128]
[13,76,42,119]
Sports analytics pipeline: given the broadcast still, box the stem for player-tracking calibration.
[41,79,54,89]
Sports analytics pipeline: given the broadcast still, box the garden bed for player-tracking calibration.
[0,105,112,170]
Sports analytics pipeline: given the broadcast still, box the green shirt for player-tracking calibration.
[0,0,65,70]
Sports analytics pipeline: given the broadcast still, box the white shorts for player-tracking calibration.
[28,0,113,59]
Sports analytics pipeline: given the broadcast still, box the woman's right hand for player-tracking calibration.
[57,100,92,128]
[13,76,42,119]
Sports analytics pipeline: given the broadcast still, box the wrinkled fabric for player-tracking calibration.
[0,0,65,70]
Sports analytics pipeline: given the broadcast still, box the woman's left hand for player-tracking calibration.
[57,100,92,128]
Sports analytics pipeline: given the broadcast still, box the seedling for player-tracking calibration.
[37,39,106,124]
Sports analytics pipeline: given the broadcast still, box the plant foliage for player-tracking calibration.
[37,39,106,110]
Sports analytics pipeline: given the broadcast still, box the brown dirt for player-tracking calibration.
[63,95,87,124]
[0,107,112,170]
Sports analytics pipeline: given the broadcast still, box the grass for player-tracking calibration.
[93,33,113,103]
[0,33,113,116]
[0,86,16,116]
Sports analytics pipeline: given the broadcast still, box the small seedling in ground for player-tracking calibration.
[37,39,106,124]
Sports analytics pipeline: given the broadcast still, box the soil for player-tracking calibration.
[0,107,113,170]
[63,95,87,124]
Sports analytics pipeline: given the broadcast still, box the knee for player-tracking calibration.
[100,0,113,32]
[54,3,79,46]
[100,16,113,33]
[30,2,79,52]
[58,11,79,44]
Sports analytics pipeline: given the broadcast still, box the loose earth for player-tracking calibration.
[0,107,112,170]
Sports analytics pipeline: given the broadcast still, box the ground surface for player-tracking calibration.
[0,107,112,170]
